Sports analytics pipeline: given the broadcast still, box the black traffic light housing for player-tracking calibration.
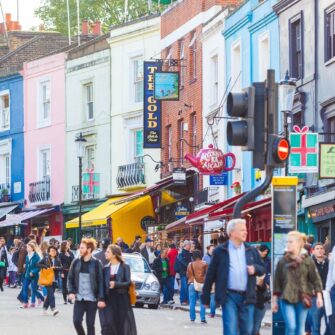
[227,86,255,150]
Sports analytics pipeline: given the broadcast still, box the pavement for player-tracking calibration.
[0,287,272,335]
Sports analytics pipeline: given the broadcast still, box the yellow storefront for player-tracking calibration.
[66,195,155,244]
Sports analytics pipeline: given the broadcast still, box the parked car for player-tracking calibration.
[123,252,160,309]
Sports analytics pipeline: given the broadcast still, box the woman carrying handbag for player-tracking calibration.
[37,245,62,316]
[99,244,137,335]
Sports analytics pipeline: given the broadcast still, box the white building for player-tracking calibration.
[202,9,229,203]
[108,15,161,194]
[64,35,111,215]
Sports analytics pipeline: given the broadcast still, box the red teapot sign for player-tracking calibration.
[185,144,236,175]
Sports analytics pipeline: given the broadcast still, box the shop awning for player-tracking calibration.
[65,195,155,244]
[0,204,18,220]
[0,208,54,227]
[165,217,187,232]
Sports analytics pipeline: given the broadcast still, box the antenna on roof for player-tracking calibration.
[66,0,71,45]
[76,0,80,45]
[0,0,9,48]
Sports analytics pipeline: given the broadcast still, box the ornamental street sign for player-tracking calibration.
[289,126,318,174]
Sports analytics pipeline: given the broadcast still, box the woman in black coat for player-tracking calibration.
[99,244,137,335]
[59,240,74,304]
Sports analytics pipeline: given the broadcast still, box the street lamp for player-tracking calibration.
[279,70,297,138]
[75,132,87,241]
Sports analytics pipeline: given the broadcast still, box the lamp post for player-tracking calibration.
[279,71,296,175]
[75,132,87,241]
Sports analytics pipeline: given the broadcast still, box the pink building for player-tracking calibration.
[22,53,66,240]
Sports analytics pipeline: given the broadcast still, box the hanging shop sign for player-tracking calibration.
[154,71,180,101]
[82,169,100,199]
[143,61,162,148]
[289,126,318,174]
[173,167,187,186]
[140,216,157,230]
[185,144,236,175]
[319,143,335,179]
[210,172,228,186]
[175,205,190,220]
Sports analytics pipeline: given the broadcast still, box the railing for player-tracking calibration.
[0,183,11,202]
[116,158,145,190]
[197,187,220,205]
[29,176,51,203]
[72,185,98,202]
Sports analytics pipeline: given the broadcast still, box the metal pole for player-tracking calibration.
[78,156,83,241]
[66,0,71,45]
[76,0,80,46]
[17,0,19,22]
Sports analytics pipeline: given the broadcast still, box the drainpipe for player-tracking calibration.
[109,48,113,195]
[314,0,319,132]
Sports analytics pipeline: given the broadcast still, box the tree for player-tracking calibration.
[35,0,169,36]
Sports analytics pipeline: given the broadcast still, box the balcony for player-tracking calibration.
[29,176,51,204]
[0,183,11,203]
[117,158,145,191]
[72,185,98,202]
[197,187,220,206]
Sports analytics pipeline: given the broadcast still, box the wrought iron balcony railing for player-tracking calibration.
[72,185,98,202]
[116,158,145,190]
[29,176,51,203]
[0,183,11,203]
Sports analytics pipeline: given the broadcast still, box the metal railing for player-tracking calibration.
[28,176,51,203]
[116,158,145,190]
[197,187,220,205]
[72,185,97,202]
[0,183,11,202]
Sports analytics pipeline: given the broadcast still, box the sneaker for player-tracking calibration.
[52,309,59,316]
[42,310,49,316]
[20,303,29,309]
[201,320,207,324]
[64,301,67,305]
[190,320,195,322]
[30,303,35,308]
[168,300,175,305]
[37,299,43,306]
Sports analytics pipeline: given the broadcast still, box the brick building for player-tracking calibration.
[160,0,240,179]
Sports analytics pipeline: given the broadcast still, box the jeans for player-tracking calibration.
[9,271,17,286]
[73,300,98,335]
[180,275,188,304]
[210,293,216,316]
[222,291,254,335]
[328,286,335,335]
[62,272,69,302]
[22,277,44,304]
[161,277,170,304]
[188,284,206,321]
[252,306,267,335]
[44,283,56,310]
[167,275,175,301]
[280,300,309,335]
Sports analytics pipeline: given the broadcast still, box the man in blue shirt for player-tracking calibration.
[202,218,265,335]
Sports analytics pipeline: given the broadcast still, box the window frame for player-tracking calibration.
[189,32,197,82]
[85,145,96,170]
[83,82,94,121]
[179,40,185,89]
[0,90,10,131]
[134,129,144,158]
[211,55,219,105]
[190,113,197,156]
[289,12,304,80]
[37,80,51,128]
[325,4,335,63]
[231,39,242,92]
[178,119,184,164]
[258,31,270,81]
[38,145,51,181]
[132,57,144,104]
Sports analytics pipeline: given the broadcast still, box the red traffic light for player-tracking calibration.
[277,138,290,161]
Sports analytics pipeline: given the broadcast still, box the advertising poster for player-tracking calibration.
[154,72,180,101]
[143,61,162,148]
[319,143,335,179]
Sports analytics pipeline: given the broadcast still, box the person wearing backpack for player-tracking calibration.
[174,240,192,305]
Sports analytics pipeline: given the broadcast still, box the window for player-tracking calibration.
[328,116,335,143]
[0,154,10,188]
[189,32,197,81]
[190,113,197,155]
[133,58,144,103]
[39,81,51,125]
[178,119,184,164]
[134,129,143,158]
[167,126,172,171]
[290,14,303,79]
[0,92,9,131]
[325,6,335,62]
[85,146,95,170]
[179,40,185,88]
[231,41,242,91]
[211,55,219,104]
[39,148,50,179]
[258,33,270,81]
[84,83,94,121]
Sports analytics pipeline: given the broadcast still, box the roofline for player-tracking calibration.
[109,12,160,31]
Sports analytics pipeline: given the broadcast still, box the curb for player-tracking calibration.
[160,304,272,328]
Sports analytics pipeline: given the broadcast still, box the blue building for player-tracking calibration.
[223,0,280,195]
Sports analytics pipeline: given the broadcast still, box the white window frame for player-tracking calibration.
[211,55,219,106]
[231,39,242,92]
[0,90,10,131]
[189,32,197,80]
[83,82,94,121]
[37,145,51,181]
[132,57,144,104]
[179,40,185,88]
[84,145,96,170]
[258,31,270,81]
[37,80,51,128]
[133,129,144,158]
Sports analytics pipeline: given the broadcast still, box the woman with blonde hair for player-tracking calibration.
[99,244,137,335]
[273,231,323,335]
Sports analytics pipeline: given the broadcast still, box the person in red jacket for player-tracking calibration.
[167,243,178,304]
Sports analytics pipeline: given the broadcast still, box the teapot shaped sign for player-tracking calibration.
[185,145,236,175]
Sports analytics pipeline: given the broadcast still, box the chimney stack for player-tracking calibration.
[92,21,102,36]
[1,13,22,33]
[82,20,89,35]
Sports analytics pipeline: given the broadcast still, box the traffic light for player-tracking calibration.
[267,135,290,168]
[227,86,255,150]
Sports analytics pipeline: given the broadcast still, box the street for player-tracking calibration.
[0,288,272,335]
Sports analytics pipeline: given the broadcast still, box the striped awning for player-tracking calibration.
[0,208,54,227]
[0,205,18,220]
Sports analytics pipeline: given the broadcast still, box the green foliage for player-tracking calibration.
[35,0,169,35]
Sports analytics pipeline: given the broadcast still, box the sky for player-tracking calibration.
[1,0,42,30]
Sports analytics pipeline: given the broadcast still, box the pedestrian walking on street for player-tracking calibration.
[59,240,75,304]
[99,244,137,335]
[67,238,105,335]
[152,248,170,304]
[37,245,62,316]
[167,243,178,304]
[174,240,192,305]
[140,238,156,267]
[202,218,265,335]
[130,235,142,253]
[325,244,335,335]
[22,242,44,308]
[0,237,9,292]
[8,246,18,288]
[273,231,323,335]
[202,245,216,317]
[95,238,111,267]
[116,237,130,253]
[187,250,208,323]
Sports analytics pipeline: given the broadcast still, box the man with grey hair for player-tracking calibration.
[202,218,265,335]
[174,240,192,305]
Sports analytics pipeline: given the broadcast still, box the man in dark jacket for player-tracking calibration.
[202,219,265,335]
[94,238,111,266]
[68,238,105,335]
[0,237,8,292]
[152,249,170,304]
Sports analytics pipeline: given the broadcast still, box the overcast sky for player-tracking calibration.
[1,0,42,30]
